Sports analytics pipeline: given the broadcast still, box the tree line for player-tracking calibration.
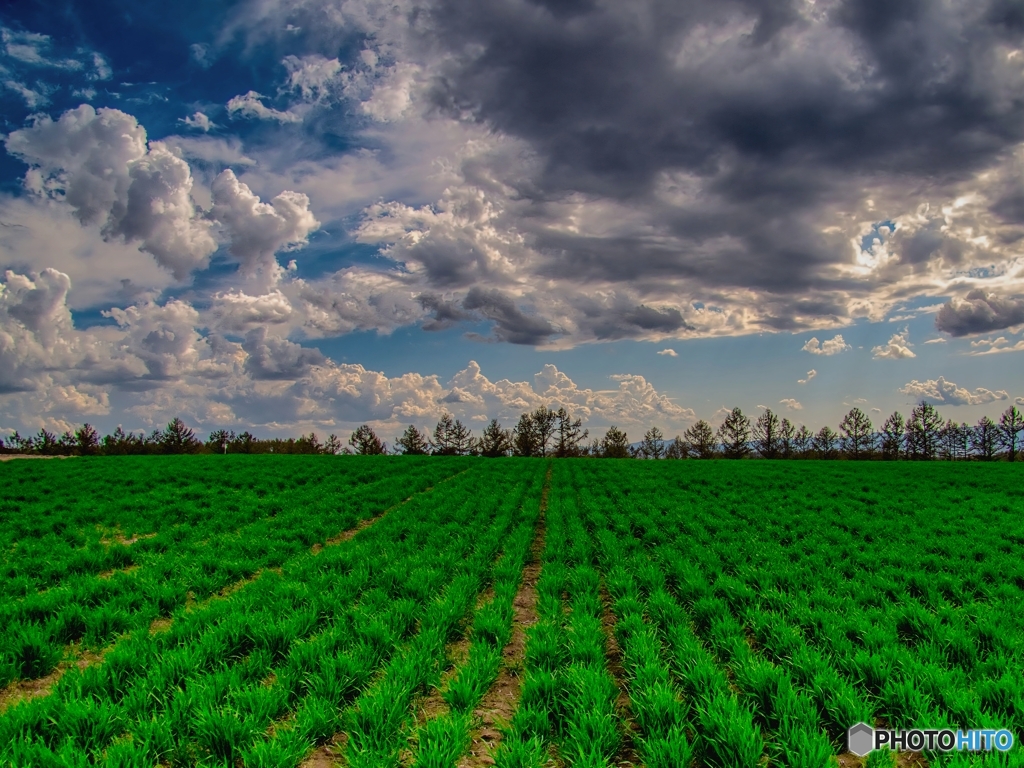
[3,403,1022,461]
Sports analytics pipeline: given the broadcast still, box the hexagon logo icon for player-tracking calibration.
[848,722,874,757]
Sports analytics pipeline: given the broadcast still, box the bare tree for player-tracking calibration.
[972,416,1000,461]
[479,419,512,457]
[905,402,942,460]
[839,407,874,460]
[531,406,558,457]
[880,412,904,460]
[600,426,631,458]
[753,408,781,459]
[779,418,796,459]
[349,425,386,455]
[324,434,343,455]
[999,405,1023,461]
[793,425,813,457]
[554,408,589,457]
[684,420,716,459]
[812,425,840,459]
[717,408,751,459]
[665,436,688,459]
[639,426,665,459]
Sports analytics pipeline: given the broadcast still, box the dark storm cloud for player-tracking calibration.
[461,286,558,344]
[935,289,1024,336]
[422,0,1024,300]
[418,292,471,330]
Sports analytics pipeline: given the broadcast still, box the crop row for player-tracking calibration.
[0,458,467,689]
[0,460,546,766]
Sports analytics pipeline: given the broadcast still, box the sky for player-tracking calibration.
[1,0,1023,444]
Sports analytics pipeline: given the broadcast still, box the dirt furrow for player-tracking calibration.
[458,466,550,768]
[598,580,642,768]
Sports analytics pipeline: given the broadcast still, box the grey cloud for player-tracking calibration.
[419,0,1024,302]
[242,327,325,380]
[462,287,558,345]
[418,293,470,331]
[935,289,1024,336]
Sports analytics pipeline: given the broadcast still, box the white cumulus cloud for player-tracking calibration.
[899,377,1008,406]
[657,348,677,357]
[872,329,916,359]
[802,334,850,356]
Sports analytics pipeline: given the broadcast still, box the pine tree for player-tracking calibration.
[684,420,716,458]
[396,425,429,455]
[813,425,839,459]
[717,408,751,459]
[349,425,386,455]
[972,416,999,461]
[998,405,1023,461]
[793,425,812,457]
[531,406,558,457]
[880,412,904,460]
[753,408,781,459]
[905,402,942,460]
[432,413,457,455]
[839,407,874,459]
[324,434,343,455]
[639,426,665,459]
[479,419,512,457]
[600,426,631,458]
[74,423,100,455]
[512,413,541,457]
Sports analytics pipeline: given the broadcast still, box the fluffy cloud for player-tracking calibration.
[899,377,1008,406]
[181,112,214,131]
[5,105,319,284]
[802,335,851,356]
[872,330,916,360]
[5,106,214,278]
[210,169,318,288]
[780,398,802,411]
[226,91,302,123]
[657,348,677,357]
[936,290,1024,337]
[798,369,816,384]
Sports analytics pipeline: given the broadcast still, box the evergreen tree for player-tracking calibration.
[324,434,343,455]
[905,402,942,460]
[159,418,200,454]
[839,407,874,459]
[432,413,457,455]
[812,425,839,459]
[207,429,233,454]
[600,426,631,458]
[793,425,812,457]
[752,408,781,459]
[396,425,429,455]
[512,413,541,457]
[880,412,904,460]
[639,426,665,459]
[35,429,58,455]
[998,405,1023,461]
[972,416,999,461]
[349,425,386,455]
[449,418,473,456]
[684,420,716,458]
[479,419,512,457]
[664,436,688,459]
[531,406,558,457]
[716,408,751,459]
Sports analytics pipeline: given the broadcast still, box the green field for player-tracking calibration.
[0,457,1022,767]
